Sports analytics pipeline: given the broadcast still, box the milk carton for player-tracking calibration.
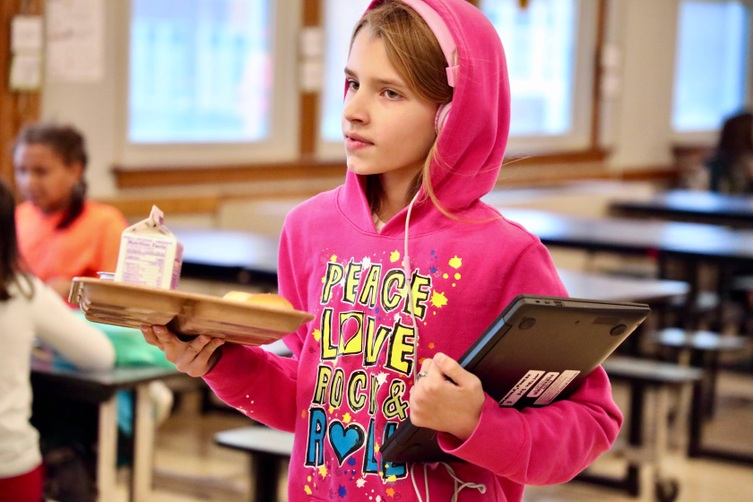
[114,205,183,289]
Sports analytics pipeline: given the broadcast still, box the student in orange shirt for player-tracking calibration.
[13,122,128,300]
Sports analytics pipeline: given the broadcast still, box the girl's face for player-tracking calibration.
[14,143,83,214]
[342,29,437,193]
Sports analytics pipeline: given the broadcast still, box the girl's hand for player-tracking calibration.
[140,325,224,377]
[409,352,485,441]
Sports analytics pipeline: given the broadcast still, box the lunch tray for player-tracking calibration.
[70,277,314,345]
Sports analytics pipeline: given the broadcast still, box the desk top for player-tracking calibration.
[173,224,692,304]
[499,207,753,264]
[31,359,183,403]
[603,356,703,384]
[610,190,753,228]
[174,227,279,285]
[558,269,688,304]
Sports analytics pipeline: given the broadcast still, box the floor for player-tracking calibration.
[113,364,753,502]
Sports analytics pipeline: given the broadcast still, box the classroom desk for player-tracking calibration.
[596,357,704,499]
[499,207,753,324]
[175,224,696,294]
[499,207,753,265]
[31,359,183,502]
[558,269,689,305]
[176,209,753,280]
[174,224,690,330]
[557,270,697,498]
[174,227,279,287]
[610,189,753,228]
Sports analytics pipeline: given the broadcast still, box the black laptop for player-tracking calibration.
[380,294,650,463]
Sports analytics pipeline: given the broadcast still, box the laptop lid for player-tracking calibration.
[380,294,650,463]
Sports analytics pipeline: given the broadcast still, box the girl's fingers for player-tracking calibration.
[172,335,224,376]
[140,325,161,348]
[140,324,223,377]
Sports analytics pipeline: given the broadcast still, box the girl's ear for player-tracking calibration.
[435,103,451,134]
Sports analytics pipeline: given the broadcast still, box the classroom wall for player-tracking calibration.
[40,0,732,198]
[606,0,679,171]
[42,0,123,199]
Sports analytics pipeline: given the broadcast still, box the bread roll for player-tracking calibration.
[223,291,294,310]
[222,291,253,303]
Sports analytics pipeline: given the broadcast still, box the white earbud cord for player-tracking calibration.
[403,194,486,502]
[403,192,421,384]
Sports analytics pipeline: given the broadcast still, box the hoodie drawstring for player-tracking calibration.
[411,462,488,502]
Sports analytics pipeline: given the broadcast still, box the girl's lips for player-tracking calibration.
[344,135,372,150]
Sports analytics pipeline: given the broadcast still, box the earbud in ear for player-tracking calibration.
[434,103,451,134]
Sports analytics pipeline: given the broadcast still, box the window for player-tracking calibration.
[319,0,596,156]
[318,0,370,158]
[121,0,299,166]
[481,0,596,153]
[672,0,752,132]
[129,0,271,143]
[483,0,578,137]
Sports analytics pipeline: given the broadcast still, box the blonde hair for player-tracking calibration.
[352,1,454,216]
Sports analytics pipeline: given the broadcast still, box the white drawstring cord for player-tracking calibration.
[442,462,487,501]
[411,462,487,502]
[403,194,487,501]
[410,463,431,501]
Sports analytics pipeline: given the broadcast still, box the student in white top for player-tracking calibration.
[0,178,115,501]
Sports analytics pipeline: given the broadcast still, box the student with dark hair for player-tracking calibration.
[13,122,128,299]
[0,178,114,501]
[706,110,753,194]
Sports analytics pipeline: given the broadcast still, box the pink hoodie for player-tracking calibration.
[204,1,622,500]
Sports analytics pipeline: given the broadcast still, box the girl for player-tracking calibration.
[0,178,115,501]
[142,1,622,500]
[13,122,128,299]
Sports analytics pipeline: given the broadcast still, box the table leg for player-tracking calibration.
[253,453,281,502]
[96,397,118,502]
[624,381,645,497]
[653,386,669,476]
[131,383,155,502]
[687,380,704,457]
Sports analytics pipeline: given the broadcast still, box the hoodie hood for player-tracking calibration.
[340,0,510,233]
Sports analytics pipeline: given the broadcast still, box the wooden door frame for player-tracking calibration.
[0,0,43,188]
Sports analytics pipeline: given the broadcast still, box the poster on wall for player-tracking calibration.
[46,0,104,82]
[9,15,44,90]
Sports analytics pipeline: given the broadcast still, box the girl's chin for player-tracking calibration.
[345,159,373,176]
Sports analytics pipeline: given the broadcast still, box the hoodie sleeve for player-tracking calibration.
[202,343,301,432]
[436,240,623,484]
[437,367,622,484]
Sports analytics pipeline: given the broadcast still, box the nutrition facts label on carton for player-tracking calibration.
[114,205,184,289]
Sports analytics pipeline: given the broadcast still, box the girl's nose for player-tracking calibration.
[343,91,368,125]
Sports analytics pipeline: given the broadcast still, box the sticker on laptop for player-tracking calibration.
[499,370,544,406]
[499,369,581,407]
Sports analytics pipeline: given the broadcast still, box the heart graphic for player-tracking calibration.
[328,422,365,465]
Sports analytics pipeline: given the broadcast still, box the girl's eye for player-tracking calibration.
[346,79,359,91]
[384,89,401,100]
